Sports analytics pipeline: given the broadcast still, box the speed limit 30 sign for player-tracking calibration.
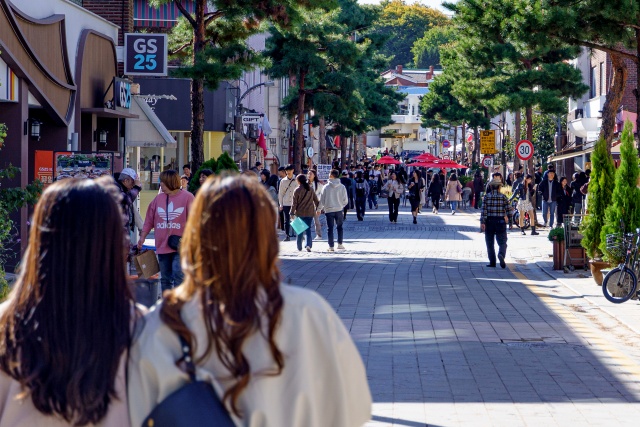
[516,140,534,161]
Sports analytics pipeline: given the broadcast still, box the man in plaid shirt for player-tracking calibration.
[481,179,514,268]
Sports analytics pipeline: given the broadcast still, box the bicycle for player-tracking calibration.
[602,226,640,303]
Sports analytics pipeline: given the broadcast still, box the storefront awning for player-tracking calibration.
[125,97,175,148]
[549,146,595,162]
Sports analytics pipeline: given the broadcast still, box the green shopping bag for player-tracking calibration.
[291,217,309,235]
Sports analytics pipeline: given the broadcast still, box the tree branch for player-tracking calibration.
[565,38,638,63]
[175,0,196,28]
[205,11,224,26]
[169,41,193,55]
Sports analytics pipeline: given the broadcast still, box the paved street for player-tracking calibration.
[279,201,640,426]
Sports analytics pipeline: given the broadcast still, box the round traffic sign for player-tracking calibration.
[467,134,473,143]
[482,157,493,168]
[516,140,534,161]
[306,147,314,157]
[442,140,450,148]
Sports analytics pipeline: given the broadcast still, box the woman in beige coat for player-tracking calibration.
[445,173,463,215]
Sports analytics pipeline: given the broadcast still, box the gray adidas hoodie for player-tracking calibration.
[320,178,349,213]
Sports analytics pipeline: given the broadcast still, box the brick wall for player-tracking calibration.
[596,48,637,114]
[82,0,133,75]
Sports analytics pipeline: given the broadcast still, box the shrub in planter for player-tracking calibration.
[215,152,239,174]
[548,227,565,242]
[599,121,640,264]
[580,137,615,260]
[188,157,218,194]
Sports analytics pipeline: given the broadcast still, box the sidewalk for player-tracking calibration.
[279,202,640,426]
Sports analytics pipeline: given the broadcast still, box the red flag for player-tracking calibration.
[258,130,267,157]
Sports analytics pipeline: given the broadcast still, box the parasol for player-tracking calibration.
[413,152,438,161]
[376,156,402,165]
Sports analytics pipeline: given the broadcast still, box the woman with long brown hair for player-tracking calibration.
[0,178,137,426]
[128,175,371,427]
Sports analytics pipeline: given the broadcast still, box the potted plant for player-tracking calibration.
[548,227,565,270]
[580,137,615,284]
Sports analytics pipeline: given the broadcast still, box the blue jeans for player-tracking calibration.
[296,217,313,250]
[325,211,344,248]
[157,252,183,293]
[368,193,378,209]
[542,200,557,227]
[450,201,458,211]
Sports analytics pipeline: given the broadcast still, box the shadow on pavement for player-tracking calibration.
[280,250,640,405]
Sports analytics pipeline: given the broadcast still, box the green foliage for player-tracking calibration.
[548,227,565,242]
[215,152,239,174]
[599,121,640,263]
[580,138,615,259]
[518,111,566,166]
[411,24,454,68]
[188,157,218,194]
[370,0,449,67]
[442,0,588,124]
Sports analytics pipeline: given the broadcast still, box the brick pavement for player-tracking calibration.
[279,202,640,426]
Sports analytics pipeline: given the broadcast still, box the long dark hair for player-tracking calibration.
[308,170,320,190]
[0,178,133,425]
[296,173,311,191]
[162,176,284,418]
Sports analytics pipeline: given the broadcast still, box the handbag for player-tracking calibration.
[142,334,234,427]
[166,195,182,251]
[291,216,310,235]
[379,189,389,198]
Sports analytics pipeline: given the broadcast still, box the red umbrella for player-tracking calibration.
[413,152,438,161]
[415,160,467,169]
[376,156,402,165]
[407,162,435,168]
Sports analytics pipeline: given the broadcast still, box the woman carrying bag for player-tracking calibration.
[512,174,539,235]
[138,170,194,294]
[445,173,463,215]
[407,170,424,224]
[308,169,325,239]
[291,174,320,252]
[127,175,371,427]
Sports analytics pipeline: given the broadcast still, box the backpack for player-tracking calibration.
[355,179,366,197]
[369,179,379,195]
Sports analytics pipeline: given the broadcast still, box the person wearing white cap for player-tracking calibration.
[117,168,141,234]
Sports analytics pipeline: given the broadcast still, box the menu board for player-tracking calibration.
[54,152,114,181]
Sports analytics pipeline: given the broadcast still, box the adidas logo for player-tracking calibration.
[158,202,184,221]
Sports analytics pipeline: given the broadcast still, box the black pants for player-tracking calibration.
[356,196,366,220]
[283,206,292,236]
[431,195,441,211]
[474,191,482,209]
[388,195,400,221]
[485,218,508,266]
[279,209,285,230]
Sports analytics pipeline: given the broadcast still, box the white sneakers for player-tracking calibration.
[305,246,311,252]
[337,244,345,250]
[327,247,335,252]
[314,235,322,241]
[327,244,345,252]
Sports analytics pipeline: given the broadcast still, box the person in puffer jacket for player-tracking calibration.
[320,169,349,252]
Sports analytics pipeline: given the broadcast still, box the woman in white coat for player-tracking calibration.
[445,173,463,215]
[127,175,371,427]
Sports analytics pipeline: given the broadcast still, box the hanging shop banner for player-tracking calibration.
[124,34,168,76]
[317,164,332,181]
[34,150,54,187]
[53,152,114,181]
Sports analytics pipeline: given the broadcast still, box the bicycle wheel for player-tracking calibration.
[602,267,638,303]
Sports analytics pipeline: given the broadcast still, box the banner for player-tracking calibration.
[317,164,332,181]
[54,152,114,181]
[34,150,54,187]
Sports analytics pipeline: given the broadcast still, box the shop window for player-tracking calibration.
[590,66,596,98]
[599,62,605,96]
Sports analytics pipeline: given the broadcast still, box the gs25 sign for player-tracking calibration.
[124,34,168,76]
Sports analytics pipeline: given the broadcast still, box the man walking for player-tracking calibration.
[481,178,514,268]
[276,166,286,232]
[278,164,297,241]
[320,169,349,252]
[539,169,560,228]
[354,171,369,221]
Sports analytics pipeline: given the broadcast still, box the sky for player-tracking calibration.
[356,0,455,14]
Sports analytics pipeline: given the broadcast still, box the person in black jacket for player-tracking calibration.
[556,176,572,227]
[340,171,354,220]
[569,173,583,215]
[538,170,562,227]
[428,173,444,214]
[473,172,484,209]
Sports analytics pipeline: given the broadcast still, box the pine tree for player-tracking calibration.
[151,0,334,171]
[599,121,640,262]
[580,137,615,259]
[411,24,454,69]
[444,0,588,171]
